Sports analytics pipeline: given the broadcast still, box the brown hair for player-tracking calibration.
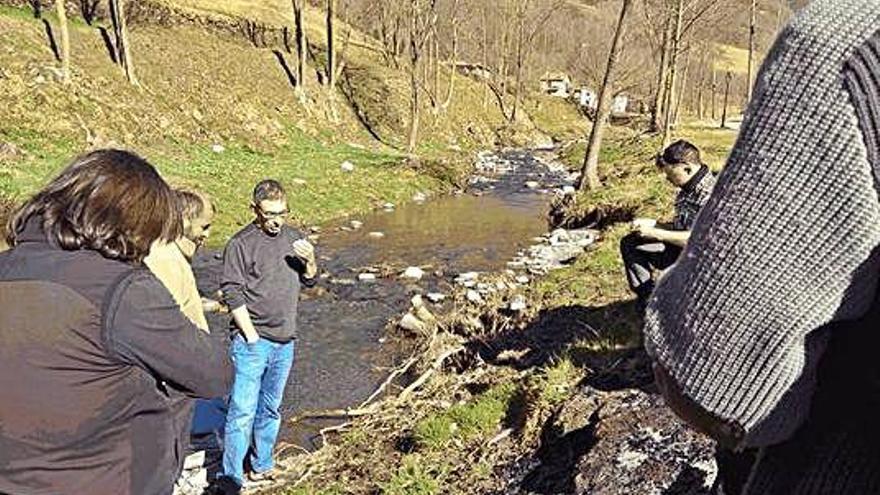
[5,149,181,262]
[176,188,214,222]
[253,179,286,203]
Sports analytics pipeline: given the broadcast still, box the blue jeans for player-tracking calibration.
[221,335,295,485]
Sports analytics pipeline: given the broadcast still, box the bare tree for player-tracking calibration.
[327,0,336,89]
[55,0,70,83]
[441,0,460,111]
[578,0,635,191]
[292,0,309,99]
[109,0,138,86]
[406,0,438,154]
[746,0,756,102]
[660,0,682,147]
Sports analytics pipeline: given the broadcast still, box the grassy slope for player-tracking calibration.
[0,1,561,244]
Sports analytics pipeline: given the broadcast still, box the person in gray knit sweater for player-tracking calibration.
[645,1,880,493]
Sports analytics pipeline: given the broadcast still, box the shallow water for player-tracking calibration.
[192,149,571,448]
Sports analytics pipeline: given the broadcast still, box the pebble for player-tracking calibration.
[525,181,540,189]
[466,289,484,304]
[211,144,225,153]
[358,273,377,282]
[350,220,363,230]
[368,232,385,239]
[401,266,424,280]
[509,295,527,312]
[340,161,355,172]
[426,293,446,303]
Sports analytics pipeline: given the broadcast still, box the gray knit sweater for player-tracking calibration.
[645,0,880,449]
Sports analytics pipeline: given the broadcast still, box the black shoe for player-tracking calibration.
[207,476,241,495]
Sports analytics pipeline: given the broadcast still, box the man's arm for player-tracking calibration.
[637,226,690,248]
[230,305,260,343]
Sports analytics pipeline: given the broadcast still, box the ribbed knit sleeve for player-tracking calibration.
[644,0,880,448]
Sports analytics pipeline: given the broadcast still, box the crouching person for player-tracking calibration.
[0,150,233,495]
[620,140,716,307]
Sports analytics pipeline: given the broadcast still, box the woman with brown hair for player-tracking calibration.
[0,149,232,495]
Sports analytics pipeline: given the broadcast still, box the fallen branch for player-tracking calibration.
[397,346,465,402]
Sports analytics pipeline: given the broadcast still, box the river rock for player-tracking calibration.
[368,232,385,239]
[211,144,225,153]
[456,272,480,284]
[401,266,424,280]
[382,202,395,211]
[525,181,540,189]
[358,273,377,282]
[350,220,363,230]
[466,289,484,305]
[398,312,427,334]
[340,161,355,172]
[509,295,527,312]
[426,292,446,303]
[515,275,530,284]
[413,192,428,202]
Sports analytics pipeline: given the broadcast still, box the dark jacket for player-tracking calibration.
[0,220,233,495]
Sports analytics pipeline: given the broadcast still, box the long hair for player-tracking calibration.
[5,149,181,262]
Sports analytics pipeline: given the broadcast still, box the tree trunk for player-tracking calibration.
[650,2,672,133]
[746,0,757,104]
[55,0,70,83]
[292,0,308,98]
[673,48,690,126]
[711,66,717,120]
[660,0,683,148]
[578,0,634,191]
[110,0,137,86]
[510,0,527,123]
[326,0,336,88]
[441,0,459,111]
[481,4,489,108]
[721,71,731,128]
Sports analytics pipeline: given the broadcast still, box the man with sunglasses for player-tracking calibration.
[215,179,317,493]
[619,140,716,309]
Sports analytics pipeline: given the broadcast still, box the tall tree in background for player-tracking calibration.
[746,0,757,103]
[649,1,672,132]
[55,0,70,83]
[406,0,437,154]
[109,0,138,86]
[660,0,682,147]
[440,0,460,111]
[292,0,308,99]
[326,0,336,89]
[578,0,634,191]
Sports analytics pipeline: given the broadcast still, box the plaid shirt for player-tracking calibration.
[672,166,716,231]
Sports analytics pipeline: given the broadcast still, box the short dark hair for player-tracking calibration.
[176,188,213,222]
[657,140,702,168]
[253,179,286,203]
[5,149,181,262]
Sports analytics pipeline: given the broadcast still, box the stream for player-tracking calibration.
[190,148,574,451]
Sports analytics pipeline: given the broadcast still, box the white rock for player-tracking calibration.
[350,220,363,230]
[382,202,395,211]
[516,275,530,284]
[340,161,355,172]
[456,272,480,283]
[562,185,576,195]
[466,289,484,304]
[509,295,527,312]
[358,273,377,282]
[412,192,428,202]
[368,231,385,239]
[525,181,540,189]
[616,450,649,470]
[211,144,225,153]
[401,266,424,280]
[399,312,427,333]
[426,293,446,303]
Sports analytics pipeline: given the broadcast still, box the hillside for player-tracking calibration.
[0,0,586,243]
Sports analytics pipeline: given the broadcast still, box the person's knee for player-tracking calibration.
[620,232,641,258]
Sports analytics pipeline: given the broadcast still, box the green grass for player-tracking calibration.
[379,455,447,495]
[413,383,516,450]
[0,127,445,245]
